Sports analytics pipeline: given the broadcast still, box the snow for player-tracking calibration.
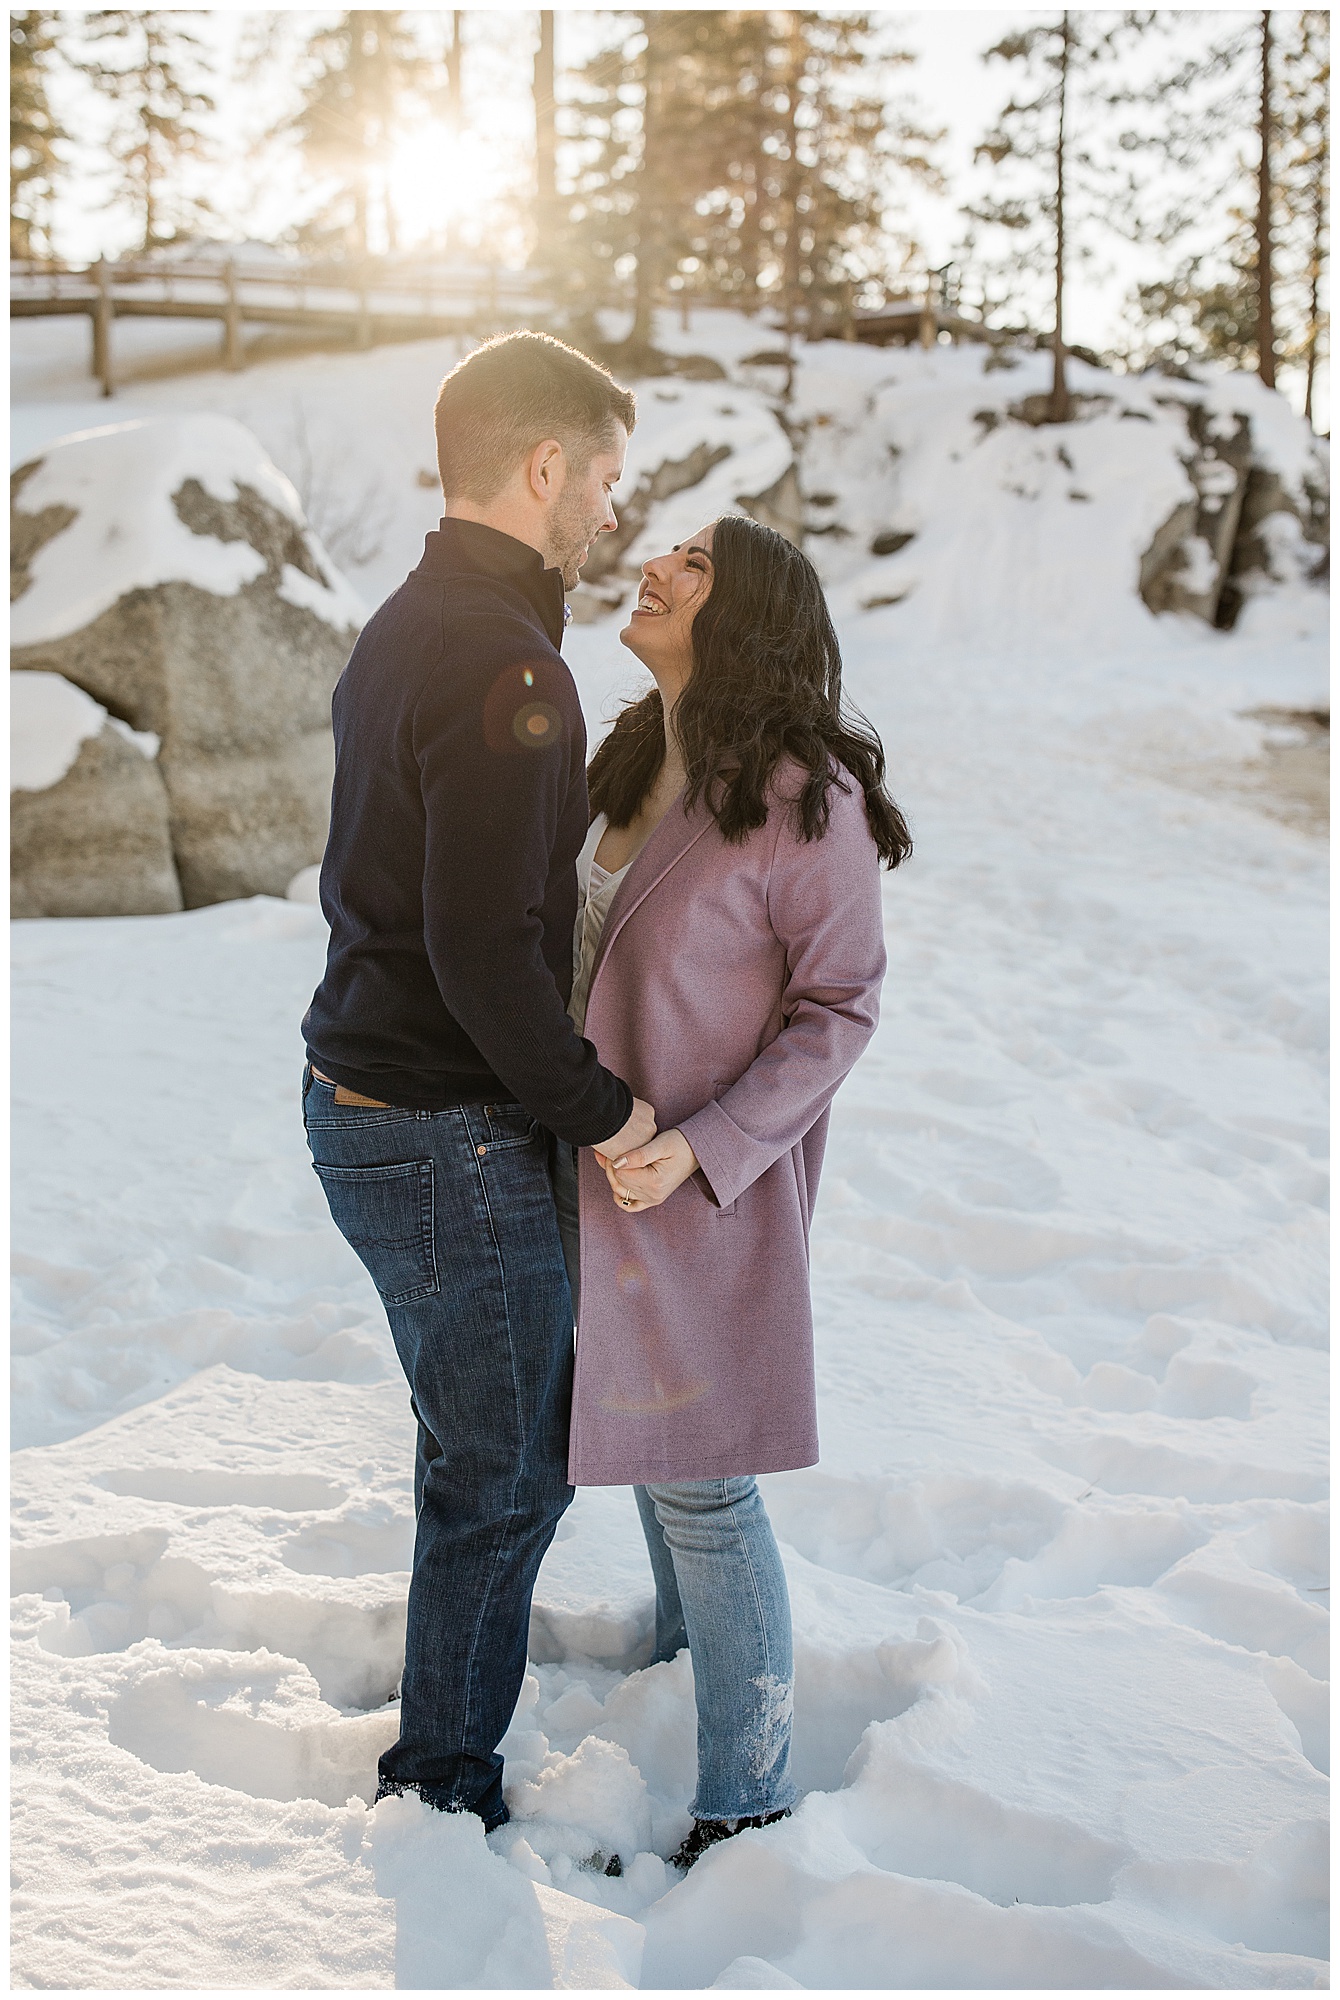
[11,671,162,792]
[286,862,324,905]
[11,670,110,791]
[10,309,1328,1988]
[11,413,363,645]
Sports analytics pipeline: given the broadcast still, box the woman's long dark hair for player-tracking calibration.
[587,514,911,868]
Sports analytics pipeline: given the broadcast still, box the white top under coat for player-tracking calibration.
[569,813,631,1037]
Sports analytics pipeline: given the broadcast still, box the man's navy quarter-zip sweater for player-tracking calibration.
[303,517,634,1148]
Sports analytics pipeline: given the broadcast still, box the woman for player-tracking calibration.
[552,512,910,1870]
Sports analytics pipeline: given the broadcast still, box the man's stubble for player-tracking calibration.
[548,477,610,592]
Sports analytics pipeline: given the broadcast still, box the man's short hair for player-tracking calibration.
[434,331,637,503]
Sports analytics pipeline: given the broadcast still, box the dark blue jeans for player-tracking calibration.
[302,1066,574,1830]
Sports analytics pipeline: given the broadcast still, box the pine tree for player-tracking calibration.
[560,13,703,343]
[10,10,66,259]
[1276,11,1329,422]
[967,12,1150,423]
[79,10,216,253]
[774,12,936,339]
[1256,11,1278,385]
[562,10,937,347]
[286,11,427,260]
[1116,10,1328,402]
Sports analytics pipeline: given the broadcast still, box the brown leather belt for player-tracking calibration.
[312,1067,391,1109]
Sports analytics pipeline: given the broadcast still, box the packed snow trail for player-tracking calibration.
[11,316,1327,1987]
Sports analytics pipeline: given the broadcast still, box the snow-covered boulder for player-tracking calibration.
[10,415,363,909]
[11,672,180,917]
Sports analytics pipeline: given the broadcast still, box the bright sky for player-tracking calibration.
[34,7,1324,416]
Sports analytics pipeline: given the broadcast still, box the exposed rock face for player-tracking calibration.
[12,713,181,919]
[738,462,805,546]
[1138,397,1327,629]
[1139,405,1254,622]
[11,416,362,911]
[1218,465,1330,627]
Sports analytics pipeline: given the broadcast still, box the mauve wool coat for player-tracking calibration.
[569,765,886,1485]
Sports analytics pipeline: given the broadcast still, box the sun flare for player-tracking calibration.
[385,123,496,247]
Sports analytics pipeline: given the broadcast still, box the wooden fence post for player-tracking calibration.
[918,269,937,350]
[224,256,244,370]
[92,256,114,397]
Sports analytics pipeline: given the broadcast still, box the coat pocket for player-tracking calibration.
[312,1158,438,1305]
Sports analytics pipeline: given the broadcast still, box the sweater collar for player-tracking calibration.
[417,517,567,649]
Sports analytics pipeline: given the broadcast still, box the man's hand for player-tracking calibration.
[597,1096,656,1161]
[596,1129,700,1212]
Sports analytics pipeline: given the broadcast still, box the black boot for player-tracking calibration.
[670,1808,790,1872]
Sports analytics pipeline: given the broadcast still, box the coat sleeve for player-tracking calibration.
[677,780,886,1209]
[414,610,634,1148]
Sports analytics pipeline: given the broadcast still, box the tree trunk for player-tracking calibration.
[1256,10,1276,388]
[142,123,158,253]
[1050,12,1071,422]
[534,12,556,237]
[739,159,761,314]
[139,30,156,252]
[447,12,462,128]
[1303,151,1324,425]
[383,170,397,255]
[631,15,664,350]
[782,11,805,345]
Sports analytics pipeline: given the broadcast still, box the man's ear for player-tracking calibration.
[527,438,565,502]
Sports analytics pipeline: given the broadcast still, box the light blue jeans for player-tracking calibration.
[553,1141,797,1821]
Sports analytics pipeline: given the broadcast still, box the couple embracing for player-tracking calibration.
[302,332,909,1872]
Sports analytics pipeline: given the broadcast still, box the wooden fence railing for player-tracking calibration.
[11,254,549,395]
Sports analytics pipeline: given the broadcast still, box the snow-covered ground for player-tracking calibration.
[11,313,1328,1989]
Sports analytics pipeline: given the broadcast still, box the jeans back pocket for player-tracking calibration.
[312,1158,438,1306]
[483,1102,540,1149]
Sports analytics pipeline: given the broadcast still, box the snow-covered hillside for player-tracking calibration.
[12,306,1327,648]
[10,311,1328,1989]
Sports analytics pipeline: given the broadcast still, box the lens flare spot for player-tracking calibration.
[616,1259,647,1297]
[512,699,561,747]
[523,670,534,687]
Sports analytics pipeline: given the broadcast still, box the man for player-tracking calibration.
[302,331,654,1832]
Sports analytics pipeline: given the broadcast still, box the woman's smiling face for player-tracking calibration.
[619,522,715,675]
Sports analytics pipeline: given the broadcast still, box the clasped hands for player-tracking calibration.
[594,1100,699,1214]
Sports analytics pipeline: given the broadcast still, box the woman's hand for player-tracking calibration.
[595,1129,700,1212]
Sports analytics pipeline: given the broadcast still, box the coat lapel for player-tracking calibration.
[589,788,713,989]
